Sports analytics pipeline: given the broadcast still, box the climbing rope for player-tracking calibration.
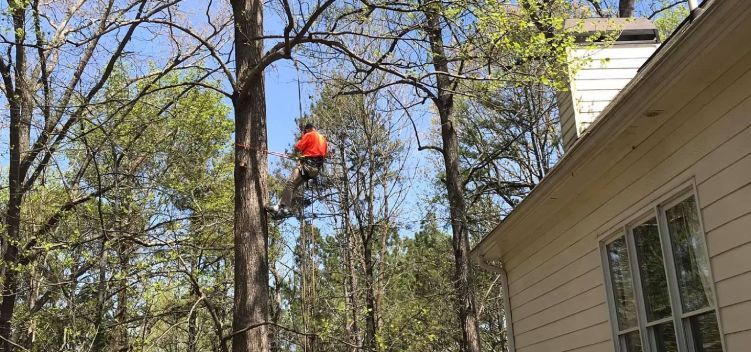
[234,143,299,160]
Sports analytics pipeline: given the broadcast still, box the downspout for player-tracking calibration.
[478,256,516,352]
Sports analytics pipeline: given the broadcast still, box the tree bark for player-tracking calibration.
[91,239,109,352]
[344,234,361,350]
[0,4,32,350]
[269,259,284,352]
[188,283,200,352]
[17,266,39,350]
[619,0,636,17]
[424,8,482,352]
[113,239,130,351]
[362,148,378,351]
[230,1,270,351]
[0,126,24,352]
[299,215,317,352]
[338,143,361,349]
[362,236,377,351]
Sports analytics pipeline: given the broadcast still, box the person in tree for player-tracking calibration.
[266,123,328,219]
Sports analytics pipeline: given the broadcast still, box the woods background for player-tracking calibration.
[0,0,690,351]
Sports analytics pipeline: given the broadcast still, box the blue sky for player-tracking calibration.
[0,0,697,163]
[265,59,308,155]
[1,0,695,222]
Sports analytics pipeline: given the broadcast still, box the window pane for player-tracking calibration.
[666,196,714,312]
[633,217,672,321]
[607,237,638,329]
[652,322,678,352]
[621,331,643,352]
[689,312,723,352]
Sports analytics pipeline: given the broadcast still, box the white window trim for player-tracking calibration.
[599,181,727,352]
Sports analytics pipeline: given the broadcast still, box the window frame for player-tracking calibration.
[602,233,643,347]
[600,186,725,352]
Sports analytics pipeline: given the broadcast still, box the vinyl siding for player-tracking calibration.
[558,44,659,152]
[568,44,659,138]
[516,323,612,352]
[564,340,614,352]
[558,92,578,151]
[503,37,751,351]
[725,330,751,351]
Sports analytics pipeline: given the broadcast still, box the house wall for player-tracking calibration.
[501,35,751,352]
[559,44,659,151]
[557,91,577,151]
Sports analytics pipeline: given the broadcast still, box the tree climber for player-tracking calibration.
[266,123,328,219]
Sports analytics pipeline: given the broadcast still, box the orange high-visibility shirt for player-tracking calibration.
[295,130,327,158]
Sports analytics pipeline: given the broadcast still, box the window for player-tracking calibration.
[602,193,723,352]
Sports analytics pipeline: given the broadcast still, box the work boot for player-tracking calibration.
[265,204,292,220]
[277,207,293,219]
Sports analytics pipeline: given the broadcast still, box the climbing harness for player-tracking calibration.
[266,59,329,222]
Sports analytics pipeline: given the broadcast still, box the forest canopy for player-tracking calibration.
[0,0,692,351]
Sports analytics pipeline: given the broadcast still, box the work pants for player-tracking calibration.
[280,165,306,209]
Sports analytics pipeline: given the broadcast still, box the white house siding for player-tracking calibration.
[499,26,751,352]
[559,44,659,150]
[701,153,751,348]
[557,92,578,151]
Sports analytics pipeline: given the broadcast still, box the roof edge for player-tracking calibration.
[471,0,724,263]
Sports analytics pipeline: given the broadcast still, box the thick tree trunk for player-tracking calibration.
[424,8,482,352]
[619,0,636,17]
[231,80,271,352]
[0,6,32,350]
[439,112,483,352]
[17,266,39,350]
[0,188,22,352]
[230,1,270,351]
[440,107,483,352]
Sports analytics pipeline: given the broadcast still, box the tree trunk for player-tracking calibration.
[344,237,360,350]
[188,283,200,352]
[269,260,284,352]
[362,237,377,351]
[299,215,317,352]
[113,240,130,351]
[362,149,378,351]
[0,178,22,352]
[230,1,270,351]
[439,108,483,352]
[92,238,109,352]
[376,183,390,311]
[17,266,39,350]
[619,0,636,17]
[338,143,361,349]
[0,5,32,350]
[424,8,482,352]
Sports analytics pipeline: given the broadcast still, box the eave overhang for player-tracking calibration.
[472,0,749,264]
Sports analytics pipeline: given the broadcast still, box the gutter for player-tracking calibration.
[640,0,712,72]
[478,257,516,352]
[472,0,722,260]
[688,0,703,19]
